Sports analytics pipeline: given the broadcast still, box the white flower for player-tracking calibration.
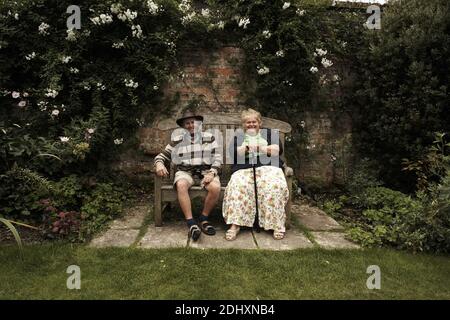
[87,128,95,134]
[59,136,70,142]
[262,30,271,39]
[51,109,60,116]
[331,154,337,162]
[110,3,122,14]
[45,89,59,98]
[333,74,341,82]
[296,9,305,16]
[131,25,143,39]
[114,138,123,145]
[112,42,125,49]
[276,50,285,57]
[18,100,27,107]
[61,56,72,64]
[309,66,318,73]
[216,21,225,30]
[14,13,19,20]
[37,101,48,111]
[66,29,77,41]
[238,17,250,29]
[83,84,91,90]
[314,48,327,57]
[147,1,159,15]
[153,85,159,90]
[124,79,139,89]
[90,17,101,25]
[321,57,333,68]
[12,91,20,99]
[181,12,196,25]
[38,22,50,35]
[100,85,106,90]
[25,51,36,61]
[91,14,113,25]
[201,8,210,18]
[119,9,137,22]
[300,120,306,128]
[282,2,291,10]
[178,0,191,13]
[257,66,270,75]
[70,67,79,74]
[23,92,29,97]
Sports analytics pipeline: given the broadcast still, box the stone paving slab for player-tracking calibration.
[295,205,344,231]
[311,232,360,249]
[139,222,188,249]
[109,205,149,230]
[189,226,257,250]
[89,229,140,248]
[253,229,314,250]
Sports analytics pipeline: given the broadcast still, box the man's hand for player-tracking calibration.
[155,162,169,177]
[201,172,215,186]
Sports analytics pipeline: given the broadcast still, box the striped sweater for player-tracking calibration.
[154,129,222,176]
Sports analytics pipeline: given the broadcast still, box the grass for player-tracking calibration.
[0,245,449,299]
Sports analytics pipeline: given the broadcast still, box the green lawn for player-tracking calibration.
[0,245,449,299]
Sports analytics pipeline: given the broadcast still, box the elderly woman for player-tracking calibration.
[223,108,289,240]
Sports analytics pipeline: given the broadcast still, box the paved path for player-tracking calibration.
[90,201,359,250]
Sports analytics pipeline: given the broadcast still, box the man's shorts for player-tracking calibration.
[173,170,220,189]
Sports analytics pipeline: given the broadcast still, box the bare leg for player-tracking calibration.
[202,181,221,217]
[176,179,192,220]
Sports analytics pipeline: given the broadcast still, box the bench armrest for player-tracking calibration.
[284,166,294,177]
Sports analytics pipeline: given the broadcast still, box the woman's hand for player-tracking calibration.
[155,162,169,177]
[263,145,279,156]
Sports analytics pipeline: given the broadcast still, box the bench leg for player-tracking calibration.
[154,175,163,227]
[155,200,162,227]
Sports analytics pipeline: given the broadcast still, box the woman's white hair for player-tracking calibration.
[241,108,262,125]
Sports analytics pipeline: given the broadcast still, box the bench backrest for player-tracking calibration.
[157,113,292,185]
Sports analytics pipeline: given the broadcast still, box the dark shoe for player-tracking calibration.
[200,221,216,236]
[189,224,201,241]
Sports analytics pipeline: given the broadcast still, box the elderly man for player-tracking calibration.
[154,111,222,241]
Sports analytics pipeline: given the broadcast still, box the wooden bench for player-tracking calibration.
[154,113,294,228]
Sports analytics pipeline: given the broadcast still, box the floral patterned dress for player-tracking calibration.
[222,165,289,232]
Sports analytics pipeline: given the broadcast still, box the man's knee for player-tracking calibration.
[206,181,221,194]
[176,179,191,192]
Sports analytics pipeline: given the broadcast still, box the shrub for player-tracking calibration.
[334,186,450,253]
[80,182,128,239]
[0,166,51,220]
[352,0,450,191]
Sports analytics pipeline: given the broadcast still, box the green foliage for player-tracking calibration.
[0,216,23,252]
[352,0,450,190]
[0,166,51,219]
[402,132,450,193]
[345,158,383,196]
[80,182,128,239]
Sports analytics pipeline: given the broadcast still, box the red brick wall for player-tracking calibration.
[114,46,353,188]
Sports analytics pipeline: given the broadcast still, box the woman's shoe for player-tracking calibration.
[273,230,285,240]
[225,226,240,241]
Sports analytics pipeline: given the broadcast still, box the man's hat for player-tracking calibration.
[176,110,204,127]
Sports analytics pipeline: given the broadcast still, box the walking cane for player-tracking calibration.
[250,150,261,233]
